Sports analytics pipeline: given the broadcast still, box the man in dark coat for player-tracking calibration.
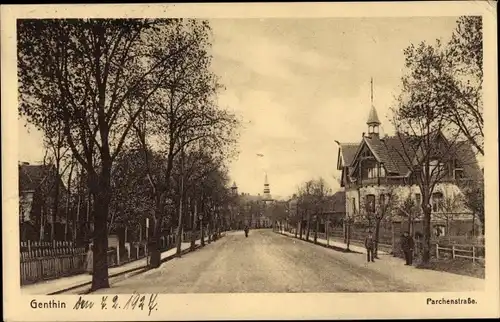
[364,231,375,262]
[400,231,415,265]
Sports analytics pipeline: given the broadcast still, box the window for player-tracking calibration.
[379,194,386,206]
[432,192,444,212]
[454,168,464,180]
[368,165,383,179]
[434,224,446,237]
[429,159,446,176]
[379,166,386,177]
[365,194,376,213]
[415,193,421,208]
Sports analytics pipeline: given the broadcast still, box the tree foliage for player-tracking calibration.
[17,18,239,290]
[390,17,482,264]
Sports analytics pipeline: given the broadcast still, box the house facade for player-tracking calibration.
[336,105,483,239]
[19,162,69,241]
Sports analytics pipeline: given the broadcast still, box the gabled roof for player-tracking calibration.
[19,164,54,191]
[346,132,480,179]
[330,191,346,213]
[19,163,68,194]
[338,143,359,167]
[450,140,483,181]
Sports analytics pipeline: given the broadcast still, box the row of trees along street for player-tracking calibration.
[288,178,334,243]
[18,19,239,291]
[277,16,483,267]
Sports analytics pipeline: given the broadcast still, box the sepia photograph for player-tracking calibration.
[2,2,499,321]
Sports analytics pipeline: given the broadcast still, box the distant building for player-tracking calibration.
[19,162,69,241]
[231,175,275,229]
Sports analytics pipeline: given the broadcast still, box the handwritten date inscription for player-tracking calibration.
[73,293,158,316]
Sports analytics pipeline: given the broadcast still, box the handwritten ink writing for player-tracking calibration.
[148,294,158,316]
[73,296,94,310]
[99,293,159,315]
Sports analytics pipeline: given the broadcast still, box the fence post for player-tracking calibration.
[472,246,475,263]
[435,243,439,259]
[452,245,456,259]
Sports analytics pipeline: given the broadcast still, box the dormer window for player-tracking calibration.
[427,159,446,176]
[380,164,386,177]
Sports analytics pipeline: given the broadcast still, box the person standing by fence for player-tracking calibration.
[365,231,375,263]
[400,231,415,266]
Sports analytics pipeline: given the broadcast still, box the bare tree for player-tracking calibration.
[443,16,483,155]
[18,19,196,290]
[359,187,399,258]
[131,19,238,266]
[459,179,484,236]
[391,38,479,265]
[310,178,332,244]
[434,189,463,236]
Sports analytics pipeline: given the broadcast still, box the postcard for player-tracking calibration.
[2,1,498,321]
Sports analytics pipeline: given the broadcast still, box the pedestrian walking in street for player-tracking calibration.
[244,225,249,237]
[365,231,375,262]
[400,231,415,265]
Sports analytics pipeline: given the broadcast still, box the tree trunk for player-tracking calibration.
[305,211,311,241]
[65,161,75,241]
[346,221,351,251]
[200,199,206,246]
[207,222,212,243]
[51,159,61,240]
[314,218,319,243]
[90,169,111,291]
[391,221,396,256]
[421,203,432,265]
[191,200,197,250]
[149,195,164,268]
[343,219,347,244]
[374,219,381,258]
[471,211,476,236]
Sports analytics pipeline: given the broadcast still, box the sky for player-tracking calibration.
[18,17,460,200]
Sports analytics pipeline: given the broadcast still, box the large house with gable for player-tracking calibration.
[336,104,483,240]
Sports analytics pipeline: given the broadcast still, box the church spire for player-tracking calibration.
[263,173,271,199]
[367,77,381,136]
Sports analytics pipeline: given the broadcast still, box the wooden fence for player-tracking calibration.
[20,230,208,285]
[435,243,485,264]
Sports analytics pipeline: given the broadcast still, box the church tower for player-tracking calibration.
[263,173,271,200]
[231,181,238,196]
[367,77,381,137]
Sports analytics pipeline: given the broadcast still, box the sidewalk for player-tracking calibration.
[21,237,211,295]
[278,231,389,255]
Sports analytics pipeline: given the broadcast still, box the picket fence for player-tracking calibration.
[20,230,205,285]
